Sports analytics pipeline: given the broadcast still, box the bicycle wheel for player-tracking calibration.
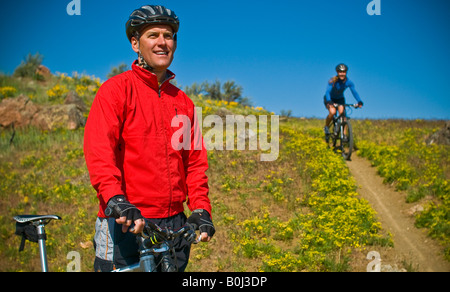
[339,121,353,160]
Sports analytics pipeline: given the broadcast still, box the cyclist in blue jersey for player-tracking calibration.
[323,63,363,135]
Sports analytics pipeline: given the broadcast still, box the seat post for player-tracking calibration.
[36,221,48,272]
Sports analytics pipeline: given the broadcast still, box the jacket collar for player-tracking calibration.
[131,60,175,91]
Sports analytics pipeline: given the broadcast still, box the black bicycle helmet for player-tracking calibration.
[336,63,348,72]
[125,5,179,42]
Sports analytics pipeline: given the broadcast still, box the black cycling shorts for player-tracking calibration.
[323,95,345,109]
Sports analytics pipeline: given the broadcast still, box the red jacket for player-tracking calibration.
[84,61,211,218]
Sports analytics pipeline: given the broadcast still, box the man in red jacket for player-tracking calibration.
[84,5,214,272]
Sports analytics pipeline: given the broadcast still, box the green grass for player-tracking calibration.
[0,71,448,271]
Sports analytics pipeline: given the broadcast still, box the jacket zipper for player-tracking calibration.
[158,85,174,216]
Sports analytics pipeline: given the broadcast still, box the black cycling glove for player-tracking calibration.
[105,195,144,222]
[187,209,215,238]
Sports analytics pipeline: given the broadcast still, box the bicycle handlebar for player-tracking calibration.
[141,221,199,247]
[331,103,360,108]
[105,205,200,244]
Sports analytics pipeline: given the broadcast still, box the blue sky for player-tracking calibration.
[1,0,449,119]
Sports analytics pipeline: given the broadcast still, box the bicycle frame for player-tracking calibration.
[327,104,358,160]
[109,234,165,272]
[112,239,172,272]
[334,109,346,139]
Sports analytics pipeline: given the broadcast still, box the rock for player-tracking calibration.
[0,95,86,130]
[215,107,233,118]
[381,264,407,272]
[64,90,86,112]
[0,95,40,127]
[35,65,52,79]
[426,121,450,145]
[406,204,424,216]
[32,104,85,130]
[79,241,93,249]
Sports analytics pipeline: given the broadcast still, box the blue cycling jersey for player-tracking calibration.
[325,78,362,104]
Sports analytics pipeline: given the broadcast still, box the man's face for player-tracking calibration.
[338,71,347,80]
[132,24,176,72]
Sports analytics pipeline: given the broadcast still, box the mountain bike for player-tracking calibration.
[13,213,199,272]
[110,220,199,272]
[325,103,359,160]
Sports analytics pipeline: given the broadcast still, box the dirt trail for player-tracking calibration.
[346,155,450,272]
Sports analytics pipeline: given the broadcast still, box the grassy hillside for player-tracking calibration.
[0,72,448,271]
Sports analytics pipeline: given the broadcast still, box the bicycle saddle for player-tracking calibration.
[13,215,61,224]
